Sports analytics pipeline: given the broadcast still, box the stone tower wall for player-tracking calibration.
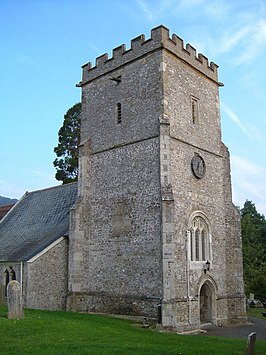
[222,145,246,324]
[160,49,246,328]
[68,44,165,317]
[68,25,246,327]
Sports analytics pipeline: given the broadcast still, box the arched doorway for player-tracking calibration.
[200,282,213,324]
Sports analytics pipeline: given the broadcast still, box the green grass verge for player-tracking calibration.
[247,307,266,320]
[0,307,266,354]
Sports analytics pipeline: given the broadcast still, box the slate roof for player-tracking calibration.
[0,182,78,262]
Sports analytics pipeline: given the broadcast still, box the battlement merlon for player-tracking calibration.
[77,25,220,87]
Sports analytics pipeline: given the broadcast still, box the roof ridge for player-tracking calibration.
[27,181,78,195]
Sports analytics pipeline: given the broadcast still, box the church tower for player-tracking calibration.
[67,26,246,330]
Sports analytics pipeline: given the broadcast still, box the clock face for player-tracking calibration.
[191,155,206,179]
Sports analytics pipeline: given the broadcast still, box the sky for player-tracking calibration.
[0,0,265,215]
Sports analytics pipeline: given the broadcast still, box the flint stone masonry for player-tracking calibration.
[68,25,247,330]
[7,280,24,319]
[0,238,68,311]
[25,238,69,310]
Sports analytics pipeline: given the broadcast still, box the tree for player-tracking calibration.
[241,200,266,300]
[53,103,81,184]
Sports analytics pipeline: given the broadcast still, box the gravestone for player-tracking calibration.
[246,332,256,355]
[7,280,24,319]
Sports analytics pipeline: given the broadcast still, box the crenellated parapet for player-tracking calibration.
[78,25,219,86]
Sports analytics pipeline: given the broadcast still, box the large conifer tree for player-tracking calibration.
[53,103,81,184]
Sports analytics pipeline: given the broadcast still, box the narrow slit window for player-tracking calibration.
[116,102,122,124]
[191,97,199,124]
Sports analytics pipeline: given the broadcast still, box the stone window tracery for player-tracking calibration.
[190,216,209,261]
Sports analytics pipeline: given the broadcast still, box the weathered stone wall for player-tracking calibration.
[160,49,246,329]
[69,25,246,328]
[68,48,164,316]
[80,50,162,150]
[222,145,246,325]
[163,52,221,153]
[25,238,68,310]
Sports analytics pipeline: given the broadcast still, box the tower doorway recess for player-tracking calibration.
[200,282,213,324]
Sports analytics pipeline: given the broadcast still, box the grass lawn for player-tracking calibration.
[0,307,266,354]
[247,307,266,320]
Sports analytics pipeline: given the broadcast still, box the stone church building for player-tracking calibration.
[0,26,246,330]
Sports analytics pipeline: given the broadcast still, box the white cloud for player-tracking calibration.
[135,0,154,21]
[135,0,206,22]
[254,19,266,43]
[204,0,231,18]
[87,43,102,56]
[134,1,266,66]
[200,19,266,65]
[233,19,266,65]
[221,102,254,140]
[231,156,265,176]
[221,103,266,154]
[241,181,266,199]
[230,155,266,215]
[179,0,205,7]
[219,26,251,54]
[246,123,266,146]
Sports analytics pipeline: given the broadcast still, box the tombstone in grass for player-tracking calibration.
[249,293,255,300]
[246,332,256,355]
[7,280,24,319]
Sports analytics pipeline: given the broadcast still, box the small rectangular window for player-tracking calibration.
[191,97,199,124]
[116,102,122,124]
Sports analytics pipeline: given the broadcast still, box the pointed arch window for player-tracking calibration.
[10,268,16,280]
[189,215,210,261]
[4,269,9,297]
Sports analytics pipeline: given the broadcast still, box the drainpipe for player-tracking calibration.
[20,261,23,301]
[158,297,162,324]
[186,230,192,324]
